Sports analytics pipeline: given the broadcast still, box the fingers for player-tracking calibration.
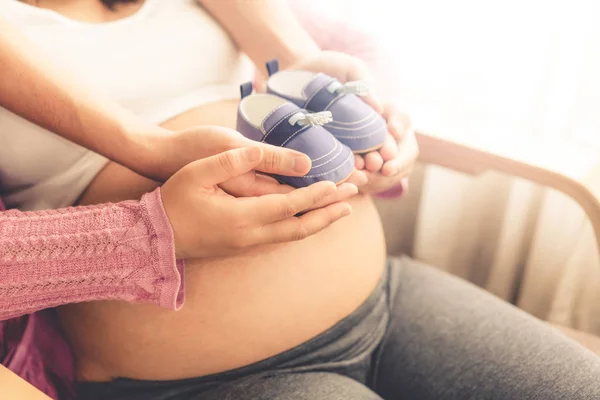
[364,151,384,172]
[346,169,368,186]
[379,104,414,176]
[177,126,312,177]
[244,181,338,224]
[378,134,398,162]
[220,172,292,197]
[380,161,399,177]
[383,104,411,142]
[254,201,352,245]
[188,147,264,186]
[354,154,365,170]
[361,94,384,114]
[381,129,419,177]
[307,182,358,211]
[253,143,312,176]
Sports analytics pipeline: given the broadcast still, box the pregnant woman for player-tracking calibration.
[3,0,600,399]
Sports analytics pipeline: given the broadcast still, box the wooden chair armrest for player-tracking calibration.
[415,131,600,253]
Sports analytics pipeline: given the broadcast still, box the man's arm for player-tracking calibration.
[0,15,316,184]
[0,16,168,176]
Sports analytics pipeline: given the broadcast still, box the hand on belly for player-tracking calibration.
[61,100,387,381]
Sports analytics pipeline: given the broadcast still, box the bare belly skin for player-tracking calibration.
[57,100,387,381]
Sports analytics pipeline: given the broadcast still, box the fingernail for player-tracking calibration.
[292,155,311,174]
[388,165,399,176]
[342,205,352,216]
[244,147,261,162]
[356,171,369,185]
[321,181,337,195]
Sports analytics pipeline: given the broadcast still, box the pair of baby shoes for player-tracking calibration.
[237,60,387,188]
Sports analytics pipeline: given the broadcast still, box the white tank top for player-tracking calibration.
[0,0,254,210]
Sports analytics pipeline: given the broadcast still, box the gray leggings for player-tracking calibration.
[80,257,600,400]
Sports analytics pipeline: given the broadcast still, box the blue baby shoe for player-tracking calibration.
[265,59,387,154]
[237,82,355,188]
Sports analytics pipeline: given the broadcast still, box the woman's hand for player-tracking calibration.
[289,51,419,195]
[161,147,355,259]
[354,103,418,195]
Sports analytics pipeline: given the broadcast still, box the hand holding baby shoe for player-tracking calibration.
[356,103,418,196]
[161,147,355,259]
[289,52,418,195]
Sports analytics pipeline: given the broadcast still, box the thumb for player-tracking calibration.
[190,147,264,186]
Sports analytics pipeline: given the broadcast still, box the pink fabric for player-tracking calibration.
[0,188,184,399]
[0,188,184,319]
[2,311,77,399]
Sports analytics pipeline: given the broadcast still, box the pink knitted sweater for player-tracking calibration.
[0,188,184,399]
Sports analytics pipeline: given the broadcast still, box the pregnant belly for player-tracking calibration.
[57,100,387,381]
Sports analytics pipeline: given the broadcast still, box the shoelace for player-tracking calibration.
[327,80,371,96]
[289,111,333,127]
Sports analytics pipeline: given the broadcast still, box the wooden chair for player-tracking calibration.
[415,130,600,354]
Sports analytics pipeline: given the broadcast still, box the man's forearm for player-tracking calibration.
[198,0,321,74]
[0,16,168,176]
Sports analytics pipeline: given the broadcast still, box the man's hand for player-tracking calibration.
[161,147,355,259]
[141,126,308,194]
[147,126,359,205]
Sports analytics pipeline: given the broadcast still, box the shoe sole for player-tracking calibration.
[334,169,355,185]
[272,169,354,188]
